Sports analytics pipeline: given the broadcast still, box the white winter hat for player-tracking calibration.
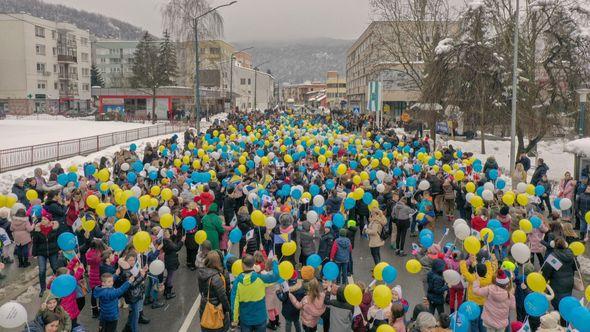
[540,311,560,330]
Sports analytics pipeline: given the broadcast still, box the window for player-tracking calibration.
[81,53,89,62]
[240,78,246,85]
[247,78,251,85]
[52,30,56,39]
[110,58,120,63]
[54,82,58,90]
[81,68,89,76]
[82,83,89,91]
[52,47,57,56]
[100,58,106,63]
[80,37,88,46]
[35,44,46,55]
[210,47,221,54]
[36,63,46,73]
[53,64,58,73]
[35,26,45,37]
[37,80,46,89]
[416,53,423,62]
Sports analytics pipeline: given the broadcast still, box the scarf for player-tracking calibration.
[40,223,53,237]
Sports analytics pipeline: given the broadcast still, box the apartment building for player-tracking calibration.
[326,71,346,109]
[91,40,140,88]
[0,13,92,114]
[282,81,327,105]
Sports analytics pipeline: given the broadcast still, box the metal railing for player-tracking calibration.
[0,123,187,173]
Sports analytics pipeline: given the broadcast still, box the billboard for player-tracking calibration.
[367,81,382,113]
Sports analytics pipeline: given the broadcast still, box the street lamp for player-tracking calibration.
[253,60,270,111]
[509,0,520,174]
[193,0,237,133]
[229,46,253,112]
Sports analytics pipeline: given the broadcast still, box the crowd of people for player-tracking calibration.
[0,108,588,332]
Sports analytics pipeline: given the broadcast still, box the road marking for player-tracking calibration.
[178,294,201,332]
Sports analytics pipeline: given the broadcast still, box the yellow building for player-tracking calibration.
[176,40,236,88]
[326,71,346,109]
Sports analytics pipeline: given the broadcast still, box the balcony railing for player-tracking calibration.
[58,72,79,80]
[57,55,77,63]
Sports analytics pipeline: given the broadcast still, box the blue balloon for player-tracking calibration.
[84,164,96,177]
[132,160,143,173]
[459,301,481,321]
[291,189,302,200]
[105,205,117,218]
[127,172,137,184]
[57,232,77,251]
[419,229,434,248]
[413,164,422,173]
[492,227,509,246]
[450,312,469,332]
[246,160,255,170]
[109,232,128,252]
[559,296,581,322]
[382,265,398,284]
[489,169,498,180]
[322,262,339,281]
[310,184,320,196]
[487,219,501,229]
[149,171,158,180]
[129,143,137,152]
[362,192,373,205]
[229,228,242,243]
[326,179,335,190]
[572,306,590,331]
[535,185,546,197]
[473,163,483,172]
[349,160,358,170]
[476,186,484,197]
[525,292,549,317]
[51,274,77,298]
[344,198,355,210]
[554,198,562,210]
[428,157,436,166]
[406,177,417,188]
[67,172,78,183]
[181,165,190,173]
[530,216,542,229]
[171,143,177,151]
[496,179,506,190]
[306,254,322,268]
[31,205,42,217]
[183,216,197,231]
[393,167,403,177]
[57,173,69,186]
[125,196,140,213]
[166,170,174,179]
[333,213,345,228]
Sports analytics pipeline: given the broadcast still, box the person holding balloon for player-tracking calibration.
[38,293,71,332]
[329,228,353,285]
[472,269,516,332]
[288,278,327,332]
[32,217,60,298]
[201,203,225,251]
[364,207,387,265]
[119,251,150,331]
[85,239,105,318]
[162,228,185,300]
[542,237,577,315]
[93,272,133,332]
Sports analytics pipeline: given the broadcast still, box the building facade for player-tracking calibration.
[281,81,327,105]
[91,40,140,88]
[326,71,346,109]
[0,13,92,114]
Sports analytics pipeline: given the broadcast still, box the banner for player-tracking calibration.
[367,81,382,113]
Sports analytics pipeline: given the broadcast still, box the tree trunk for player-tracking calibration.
[480,104,486,154]
[516,126,525,156]
[152,87,157,124]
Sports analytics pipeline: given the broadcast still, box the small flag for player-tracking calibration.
[545,253,563,270]
[517,319,531,332]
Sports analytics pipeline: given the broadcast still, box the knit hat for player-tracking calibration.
[496,269,509,286]
[301,266,315,281]
[416,312,437,330]
[511,321,524,332]
[540,311,561,330]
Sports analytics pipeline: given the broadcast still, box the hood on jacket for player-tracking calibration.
[552,248,575,264]
[431,259,446,274]
[539,311,561,330]
[208,203,219,213]
[486,284,512,302]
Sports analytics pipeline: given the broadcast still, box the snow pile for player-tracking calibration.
[6,114,94,121]
[564,137,590,157]
[435,38,454,55]
[468,0,485,10]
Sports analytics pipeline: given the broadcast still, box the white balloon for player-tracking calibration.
[268,152,276,160]
[139,171,146,177]
[560,198,572,211]
[149,260,165,275]
[511,243,531,264]
[453,218,468,228]
[212,151,221,160]
[253,156,261,164]
[482,189,494,201]
[158,206,171,217]
[306,210,319,223]
[376,170,386,181]
[172,188,179,196]
[121,163,130,171]
[443,270,462,286]
[313,195,325,207]
[148,166,158,173]
[454,223,471,240]
[376,184,386,193]
[248,192,258,204]
[418,180,430,191]
[131,186,142,197]
[0,301,27,328]
[184,151,191,157]
[465,192,475,203]
[266,216,277,229]
[517,182,528,193]
[160,168,168,178]
[483,182,495,192]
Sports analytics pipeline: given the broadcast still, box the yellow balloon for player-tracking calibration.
[373,285,392,309]
[161,188,173,201]
[96,203,107,217]
[526,272,547,292]
[466,182,476,193]
[68,165,78,172]
[279,261,295,280]
[512,230,527,243]
[160,213,173,228]
[338,284,361,308]
[570,241,585,256]
[360,171,369,181]
[464,236,481,254]
[526,184,535,196]
[173,159,182,167]
[282,241,297,257]
[82,219,96,232]
[352,175,362,185]
[251,210,266,227]
[377,325,395,332]
[139,195,151,209]
[99,182,109,192]
[360,158,369,167]
[284,154,293,164]
[519,219,533,233]
[149,198,159,208]
[585,285,590,302]
[370,159,380,169]
[373,262,389,281]
[231,259,243,276]
[406,259,422,274]
[470,196,484,209]
[381,157,391,167]
[26,189,38,201]
[238,165,247,174]
[517,193,529,206]
[97,168,110,182]
[353,188,364,201]
[5,195,16,208]
[434,151,443,160]
[86,195,100,209]
[502,194,515,206]
[0,195,6,207]
[114,218,131,234]
[132,231,151,253]
[261,156,270,165]
[192,159,201,170]
[337,164,347,175]
[455,170,465,181]
[194,230,207,244]
[480,228,494,243]
[114,191,125,206]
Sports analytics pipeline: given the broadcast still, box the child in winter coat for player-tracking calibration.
[330,228,352,285]
[85,239,105,318]
[263,258,281,330]
[470,208,488,232]
[538,311,565,332]
[389,302,406,332]
[529,216,549,266]
[49,266,83,328]
[277,278,306,332]
[327,285,354,331]
[443,249,464,312]
[162,229,184,300]
[93,273,132,332]
[426,259,448,316]
[473,270,516,332]
[39,293,72,332]
[289,278,327,331]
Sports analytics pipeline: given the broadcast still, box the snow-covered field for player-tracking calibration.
[0,113,227,193]
[0,118,151,149]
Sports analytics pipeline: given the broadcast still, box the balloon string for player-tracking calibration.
[574,257,585,291]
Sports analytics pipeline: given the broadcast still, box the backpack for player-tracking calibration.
[334,238,350,263]
[379,222,391,241]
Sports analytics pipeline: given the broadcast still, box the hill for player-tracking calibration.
[0,0,145,39]
[235,38,353,84]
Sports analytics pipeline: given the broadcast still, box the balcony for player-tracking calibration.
[59,87,79,97]
[58,72,78,80]
[57,54,77,63]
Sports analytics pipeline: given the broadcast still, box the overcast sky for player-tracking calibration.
[43,0,372,42]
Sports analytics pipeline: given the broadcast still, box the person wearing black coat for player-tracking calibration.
[317,224,335,263]
[276,279,306,331]
[163,230,184,299]
[197,251,231,332]
[43,191,68,234]
[31,219,60,297]
[12,179,28,208]
[119,255,150,329]
[426,258,448,316]
[519,153,531,172]
[531,158,549,185]
[542,237,576,314]
[222,188,238,226]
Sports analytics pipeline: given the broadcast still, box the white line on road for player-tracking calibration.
[178,294,201,332]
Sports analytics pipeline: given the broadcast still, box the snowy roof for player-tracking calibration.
[410,103,443,111]
[564,137,590,157]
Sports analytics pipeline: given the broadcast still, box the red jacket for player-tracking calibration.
[194,192,215,211]
[86,249,102,289]
[471,216,487,232]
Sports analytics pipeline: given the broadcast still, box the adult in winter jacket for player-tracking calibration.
[511,163,527,187]
[542,237,576,310]
[276,279,306,332]
[326,191,343,215]
[195,186,215,212]
[519,153,531,172]
[558,172,576,222]
[392,197,414,256]
[531,159,549,185]
[43,191,67,233]
[426,259,448,316]
[202,203,225,250]
[298,221,316,266]
[317,223,334,263]
[11,207,33,267]
[364,208,386,265]
[163,230,184,299]
[328,285,354,331]
[197,251,231,332]
[330,228,352,284]
[483,157,499,179]
[538,174,552,213]
[12,178,28,208]
[31,218,60,297]
[473,270,516,332]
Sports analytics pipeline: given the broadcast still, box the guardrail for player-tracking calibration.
[0,123,187,173]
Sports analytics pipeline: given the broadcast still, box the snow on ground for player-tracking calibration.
[0,118,151,149]
[443,137,574,182]
[0,113,227,194]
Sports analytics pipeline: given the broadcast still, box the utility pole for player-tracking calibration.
[509,0,520,174]
[252,60,270,111]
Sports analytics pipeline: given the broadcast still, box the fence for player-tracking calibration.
[0,123,187,173]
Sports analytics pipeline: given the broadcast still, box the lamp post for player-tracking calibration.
[193,0,237,133]
[253,60,270,111]
[229,46,253,112]
[509,0,520,174]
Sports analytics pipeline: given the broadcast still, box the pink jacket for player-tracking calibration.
[290,292,326,328]
[10,216,33,245]
[392,318,406,332]
[62,258,84,320]
[85,249,102,289]
[529,223,548,253]
[559,179,576,200]
[444,254,464,290]
[219,224,232,251]
[473,283,515,329]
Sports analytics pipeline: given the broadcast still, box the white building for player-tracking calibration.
[91,40,140,88]
[230,64,275,111]
[0,13,92,114]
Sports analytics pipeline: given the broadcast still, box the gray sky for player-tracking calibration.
[43,0,372,41]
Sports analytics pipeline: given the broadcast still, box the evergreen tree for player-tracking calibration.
[90,64,105,87]
[159,30,177,86]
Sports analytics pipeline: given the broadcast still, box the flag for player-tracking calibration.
[518,319,531,332]
[545,253,563,270]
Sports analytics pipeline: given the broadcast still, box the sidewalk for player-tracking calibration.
[0,260,43,305]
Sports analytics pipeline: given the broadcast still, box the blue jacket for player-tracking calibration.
[426,259,448,305]
[230,261,279,326]
[93,281,130,321]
